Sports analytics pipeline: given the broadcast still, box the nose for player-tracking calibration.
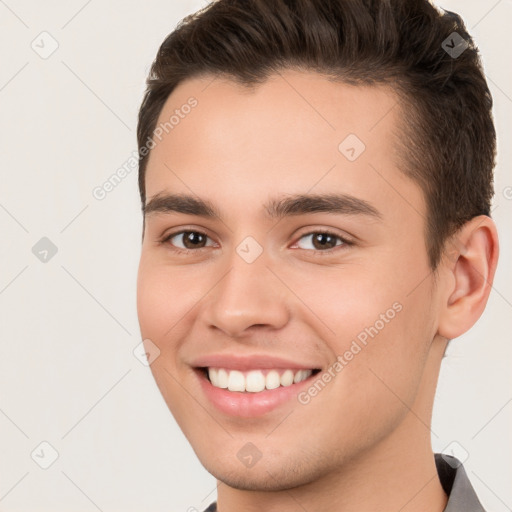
[202,253,291,339]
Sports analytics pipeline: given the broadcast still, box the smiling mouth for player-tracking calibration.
[199,367,321,393]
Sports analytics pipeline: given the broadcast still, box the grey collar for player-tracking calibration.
[435,454,485,511]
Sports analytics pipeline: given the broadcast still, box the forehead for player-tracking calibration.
[144,70,424,223]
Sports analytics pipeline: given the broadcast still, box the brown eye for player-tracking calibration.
[295,232,348,251]
[164,230,214,251]
[182,231,207,249]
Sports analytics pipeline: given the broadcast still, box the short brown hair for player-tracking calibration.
[137,0,496,268]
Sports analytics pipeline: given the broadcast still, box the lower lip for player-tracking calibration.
[196,370,316,417]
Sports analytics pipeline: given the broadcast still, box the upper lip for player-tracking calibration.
[190,353,321,371]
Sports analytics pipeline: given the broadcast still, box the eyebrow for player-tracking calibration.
[143,192,382,220]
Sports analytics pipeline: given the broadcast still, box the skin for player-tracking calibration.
[137,70,499,512]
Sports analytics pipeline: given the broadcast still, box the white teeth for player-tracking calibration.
[207,368,314,392]
[294,369,305,383]
[280,369,294,387]
[246,370,266,392]
[266,370,281,390]
[227,370,245,392]
[209,367,219,386]
[217,368,228,388]
[300,369,313,382]
[293,369,313,383]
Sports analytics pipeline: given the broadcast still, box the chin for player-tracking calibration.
[199,451,327,492]
[206,468,305,492]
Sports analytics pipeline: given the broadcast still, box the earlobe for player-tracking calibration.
[437,216,499,340]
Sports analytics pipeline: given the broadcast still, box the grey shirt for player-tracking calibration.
[202,454,485,512]
[435,454,485,511]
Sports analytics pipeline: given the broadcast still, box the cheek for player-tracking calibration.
[281,259,403,343]
[136,259,205,423]
[136,256,203,342]
[285,256,434,403]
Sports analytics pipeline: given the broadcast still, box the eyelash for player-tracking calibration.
[159,229,353,255]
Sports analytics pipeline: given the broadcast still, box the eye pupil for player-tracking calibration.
[313,233,337,250]
[184,231,206,248]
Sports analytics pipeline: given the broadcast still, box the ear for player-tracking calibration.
[437,215,499,340]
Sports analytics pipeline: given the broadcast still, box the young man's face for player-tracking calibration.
[137,71,447,490]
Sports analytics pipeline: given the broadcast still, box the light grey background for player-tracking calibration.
[0,1,510,511]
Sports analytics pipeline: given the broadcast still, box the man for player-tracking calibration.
[136,1,499,510]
